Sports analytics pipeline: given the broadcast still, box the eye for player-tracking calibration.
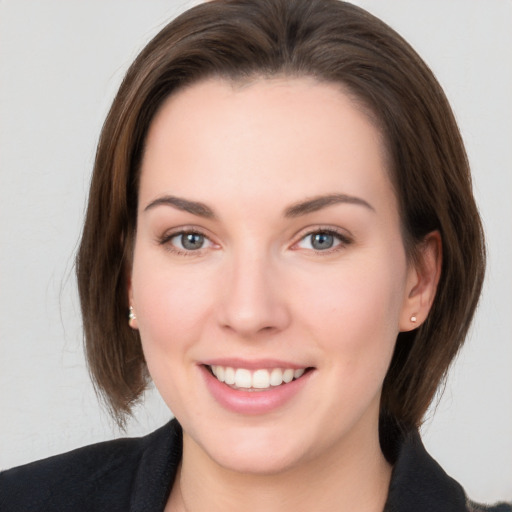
[295,229,349,252]
[167,231,213,252]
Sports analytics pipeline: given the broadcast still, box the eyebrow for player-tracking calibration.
[284,193,375,217]
[144,195,216,218]
[143,192,374,219]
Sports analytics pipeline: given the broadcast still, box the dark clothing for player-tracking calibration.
[0,419,510,511]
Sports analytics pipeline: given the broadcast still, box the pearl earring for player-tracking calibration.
[128,306,136,326]
[410,315,417,323]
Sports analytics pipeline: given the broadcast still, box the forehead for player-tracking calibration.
[139,77,395,218]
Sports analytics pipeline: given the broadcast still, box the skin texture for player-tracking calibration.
[128,78,440,511]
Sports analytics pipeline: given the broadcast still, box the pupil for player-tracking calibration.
[312,233,333,250]
[182,233,204,250]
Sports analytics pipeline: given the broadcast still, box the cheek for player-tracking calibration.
[296,253,407,364]
[131,255,220,413]
[131,252,216,358]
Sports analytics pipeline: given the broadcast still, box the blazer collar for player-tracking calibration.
[384,429,468,511]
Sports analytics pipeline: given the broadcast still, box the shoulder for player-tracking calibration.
[467,501,512,512]
[384,428,511,512]
[0,419,181,512]
[0,434,147,512]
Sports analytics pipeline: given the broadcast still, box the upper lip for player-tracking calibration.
[200,358,311,370]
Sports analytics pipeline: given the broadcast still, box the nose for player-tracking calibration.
[217,250,291,338]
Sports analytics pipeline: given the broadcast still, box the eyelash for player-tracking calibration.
[158,227,352,256]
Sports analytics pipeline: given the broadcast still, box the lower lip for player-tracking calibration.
[201,366,313,415]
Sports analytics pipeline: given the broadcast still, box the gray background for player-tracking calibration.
[1,0,511,502]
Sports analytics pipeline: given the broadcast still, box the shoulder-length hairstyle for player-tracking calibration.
[77,0,485,435]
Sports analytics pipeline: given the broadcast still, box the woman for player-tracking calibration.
[1,0,509,510]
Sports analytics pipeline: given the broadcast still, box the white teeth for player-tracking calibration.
[252,369,270,389]
[234,368,252,388]
[216,365,225,382]
[282,369,294,383]
[294,368,305,379]
[269,368,283,386]
[224,367,235,385]
[210,365,307,389]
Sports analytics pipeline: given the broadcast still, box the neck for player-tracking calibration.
[167,422,392,512]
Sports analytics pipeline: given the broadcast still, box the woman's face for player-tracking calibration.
[129,77,420,474]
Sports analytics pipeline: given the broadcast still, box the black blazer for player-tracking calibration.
[0,419,510,511]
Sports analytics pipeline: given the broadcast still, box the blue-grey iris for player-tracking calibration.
[311,232,334,250]
[182,233,204,250]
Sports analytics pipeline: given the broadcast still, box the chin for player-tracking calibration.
[210,442,305,476]
[188,419,315,476]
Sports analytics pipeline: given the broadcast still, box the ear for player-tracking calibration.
[399,231,442,332]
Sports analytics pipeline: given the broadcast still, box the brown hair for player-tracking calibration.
[76,0,485,432]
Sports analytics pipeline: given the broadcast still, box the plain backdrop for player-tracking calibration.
[0,0,511,503]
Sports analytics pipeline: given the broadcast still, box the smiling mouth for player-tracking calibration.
[206,365,311,391]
